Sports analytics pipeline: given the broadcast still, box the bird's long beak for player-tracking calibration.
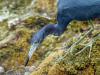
[24,43,40,66]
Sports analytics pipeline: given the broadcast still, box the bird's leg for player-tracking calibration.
[75,45,90,56]
[56,34,99,64]
[75,34,100,58]
[75,40,93,58]
[55,20,94,63]
[88,34,100,58]
[69,20,94,53]
[88,41,93,58]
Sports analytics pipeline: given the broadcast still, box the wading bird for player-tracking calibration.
[25,0,100,66]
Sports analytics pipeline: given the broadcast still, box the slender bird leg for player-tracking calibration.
[88,41,93,58]
[75,40,93,57]
[88,34,100,58]
[75,45,90,56]
[69,20,94,53]
[56,34,99,64]
[75,34,100,58]
[56,20,94,63]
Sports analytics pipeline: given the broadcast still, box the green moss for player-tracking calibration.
[0,14,99,75]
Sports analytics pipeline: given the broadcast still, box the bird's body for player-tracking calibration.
[57,0,100,27]
[61,0,100,19]
[25,0,100,66]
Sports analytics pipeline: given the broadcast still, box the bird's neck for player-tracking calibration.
[59,18,71,29]
[54,19,71,36]
[41,18,71,40]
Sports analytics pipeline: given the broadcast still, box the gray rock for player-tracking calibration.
[6,69,25,75]
[0,66,5,73]
[24,66,36,75]
[0,66,5,75]
[29,66,36,72]
[25,65,36,72]
[24,72,30,75]
[6,70,15,75]
[25,66,30,72]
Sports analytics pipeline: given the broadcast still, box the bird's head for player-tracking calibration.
[25,24,58,66]
[24,24,65,66]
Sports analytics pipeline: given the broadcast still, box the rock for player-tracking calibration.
[24,72,30,75]
[24,66,31,75]
[25,66,30,72]
[8,18,21,29]
[0,66,5,75]
[6,70,15,75]
[24,66,36,75]
[25,66,36,72]
[29,66,36,72]
[0,66,5,73]
[6,69,25,75]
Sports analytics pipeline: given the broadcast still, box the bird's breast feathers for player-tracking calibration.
[58,0,100,9]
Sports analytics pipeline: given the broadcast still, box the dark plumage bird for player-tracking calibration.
[25,0,100,66]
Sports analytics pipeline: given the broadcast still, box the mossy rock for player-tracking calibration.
[23,16,56,28]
